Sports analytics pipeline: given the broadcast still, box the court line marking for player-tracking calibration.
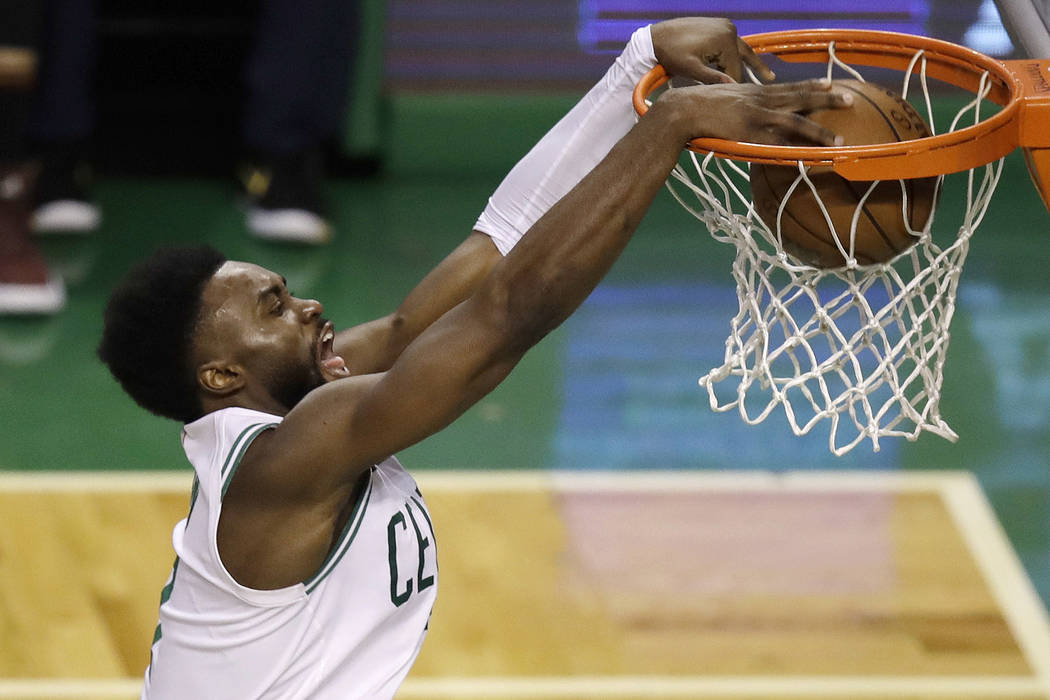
[0,468,974,492]
[401,675,1045,697]
[0,675,1044,699]
[944,473,1050,695]
[0,471,193,492]
[1,470,1047,699]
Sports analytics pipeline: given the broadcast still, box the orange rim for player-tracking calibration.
[632,29,1050,180]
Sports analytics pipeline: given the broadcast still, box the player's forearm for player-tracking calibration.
[336,28,656,373]
[474,26,656,255]
[334,232,502,373]
[482,100,689,344]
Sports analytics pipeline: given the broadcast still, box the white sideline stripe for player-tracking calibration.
[0,471,193,492]
[0,675,1044,698]
[0,679,141,698]
[0,469,973,493]
[400,675,1046,697]
[944,474,1050,694]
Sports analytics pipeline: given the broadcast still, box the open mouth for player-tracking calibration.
[317,321,351,380]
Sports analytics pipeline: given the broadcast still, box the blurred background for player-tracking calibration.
[92,0,1023,175]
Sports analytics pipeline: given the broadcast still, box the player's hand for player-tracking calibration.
[650,17,775,84]
[653,79,853,146]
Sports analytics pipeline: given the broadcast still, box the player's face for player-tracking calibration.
[198,262,350,409]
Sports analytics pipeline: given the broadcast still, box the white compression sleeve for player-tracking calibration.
[474,25,658,255]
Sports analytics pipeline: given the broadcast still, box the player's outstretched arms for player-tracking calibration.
[331,232,503,375]
[270,79,850,482]
[329,18,769,377]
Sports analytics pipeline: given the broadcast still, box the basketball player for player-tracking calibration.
[99,17,848,700]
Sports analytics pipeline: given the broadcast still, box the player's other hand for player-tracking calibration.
[653,79,853,146]
[651,17,776,85]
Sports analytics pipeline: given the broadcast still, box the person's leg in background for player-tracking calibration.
[240,0,360,244]
[0,0,66,314]
[29,0,100,234]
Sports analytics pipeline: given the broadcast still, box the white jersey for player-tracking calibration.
[142,407,438,700]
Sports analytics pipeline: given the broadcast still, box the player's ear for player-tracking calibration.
[197,361,245,396]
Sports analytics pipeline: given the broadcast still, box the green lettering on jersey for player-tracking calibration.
[405,502,434,592]
[387,512,413,606]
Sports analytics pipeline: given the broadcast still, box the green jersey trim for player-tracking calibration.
[304,473,374,594]
[410,494,434,538]
[187,475,200,520]
[220,422,278,498]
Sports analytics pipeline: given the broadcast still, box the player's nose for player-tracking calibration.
[299,297,323,320]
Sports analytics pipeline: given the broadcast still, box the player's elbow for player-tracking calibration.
[491,270,570,351]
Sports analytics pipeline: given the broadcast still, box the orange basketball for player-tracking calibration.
[749,80,938,268]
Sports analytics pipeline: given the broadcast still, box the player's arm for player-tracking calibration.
[332,231,502,375]
[272,77,847,494]
[332,18,774,376]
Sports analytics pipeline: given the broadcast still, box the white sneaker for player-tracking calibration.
[240,149,331,245]
[0,275,66,314]
[247,207,332,244]
[0,167,67,315]
[32,199,101,234]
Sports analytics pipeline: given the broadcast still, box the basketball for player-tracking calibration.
[749,80,938,268]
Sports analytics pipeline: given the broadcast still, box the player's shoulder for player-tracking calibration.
[183,406,281,442]
[181,407,283,473]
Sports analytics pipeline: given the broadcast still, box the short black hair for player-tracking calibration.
[99,246,227,423]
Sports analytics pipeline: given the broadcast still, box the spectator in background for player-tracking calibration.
[28,0,362,247]
[238,0,361,244]
[29,0,100,235]
[0,0,66,315]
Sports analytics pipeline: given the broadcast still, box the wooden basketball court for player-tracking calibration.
[1,470,1047,699]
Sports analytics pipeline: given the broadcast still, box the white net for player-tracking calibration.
[664,46,1005,454]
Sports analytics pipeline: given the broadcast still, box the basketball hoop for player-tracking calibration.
[633,29,1050,455]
